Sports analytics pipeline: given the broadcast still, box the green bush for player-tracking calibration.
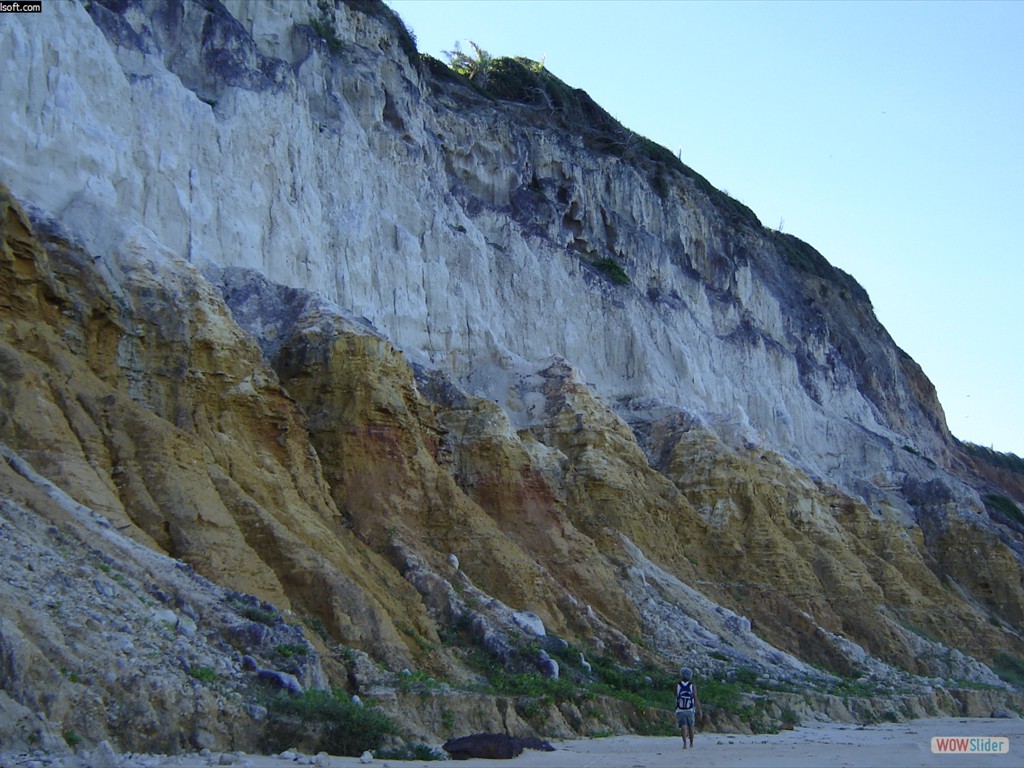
[993,654,1024,688]
[983,494,1024,526]
[275,643,309,659]
[228,595,280,626]
[189,666,220,684]
[309,14,344,55]
[262,689,396,756]
[591,257,630,286]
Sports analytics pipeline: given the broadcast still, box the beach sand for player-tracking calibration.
[5,718,1019,767]
[137,717,1024,767]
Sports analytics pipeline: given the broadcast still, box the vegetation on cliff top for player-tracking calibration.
[429,41,761,226]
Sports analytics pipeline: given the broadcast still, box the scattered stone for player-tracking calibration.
[536,650,559,680]
[256,669,303,694]
[152,609,179,628]
[359,750,374,764]
[512,611,545,636]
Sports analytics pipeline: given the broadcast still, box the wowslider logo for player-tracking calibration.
[931,736,1010,755]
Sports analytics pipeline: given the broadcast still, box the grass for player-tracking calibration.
[189,666,220,684]
[396,668,446,694]
[275,643,309,659]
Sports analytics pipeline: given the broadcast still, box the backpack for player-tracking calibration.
[676,680,695,710]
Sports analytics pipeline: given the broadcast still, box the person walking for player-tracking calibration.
[674,667,702,749]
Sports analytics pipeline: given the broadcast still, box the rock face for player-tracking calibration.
[0,0,1023,757]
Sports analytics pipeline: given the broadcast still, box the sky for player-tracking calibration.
[387,0,1024,457]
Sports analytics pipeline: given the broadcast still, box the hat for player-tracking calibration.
[680,667,692,681]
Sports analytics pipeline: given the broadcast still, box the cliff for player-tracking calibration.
[0,0,1022,759]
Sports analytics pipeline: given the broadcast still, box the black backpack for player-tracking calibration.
[676,680,695,710]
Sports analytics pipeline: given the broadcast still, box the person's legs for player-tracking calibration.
[678,710,695,748]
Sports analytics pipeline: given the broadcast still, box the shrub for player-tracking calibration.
[275,643,309,659]
[443,40,494,86]
[592,257,630,286]
[308,1,346,56]
[983,494,1024,526]
[961,442,1024,477]
[262,689,395,756]
[228,595,280,626]
[189,666,219,684]
[993,654,1024,689]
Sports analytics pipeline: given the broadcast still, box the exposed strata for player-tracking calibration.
[0,0,1022,757]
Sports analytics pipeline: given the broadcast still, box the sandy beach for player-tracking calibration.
[268,717,1022,768]
[27,717,1013,768]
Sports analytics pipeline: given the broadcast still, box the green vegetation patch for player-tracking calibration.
[993,653,1024,689]
[591,257,631,286]
[262,688,396,756]
[435,43,760,224]
[228,595,281,626]
[189,666,220,684]
[983,493,1024,526]
[962,442,1024,477]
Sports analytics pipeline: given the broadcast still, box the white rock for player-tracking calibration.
[0,0,953,509]
[512,611,546,637]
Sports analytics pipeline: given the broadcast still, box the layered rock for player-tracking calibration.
[1,0,1023,757]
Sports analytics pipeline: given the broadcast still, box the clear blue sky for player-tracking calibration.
[387,0,1024,458]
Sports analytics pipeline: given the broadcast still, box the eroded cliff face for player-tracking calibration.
[1,0,1023,756]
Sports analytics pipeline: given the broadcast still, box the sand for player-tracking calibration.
[298,717,1022,768]
[4,718,1020,767]
[264,717,1023,767]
